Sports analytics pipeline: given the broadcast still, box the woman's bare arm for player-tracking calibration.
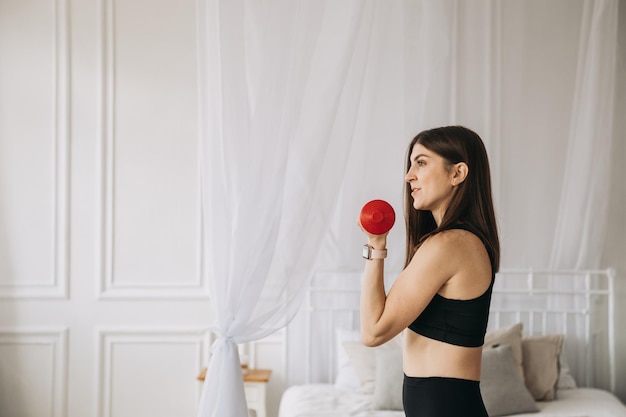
[360,232,462,346]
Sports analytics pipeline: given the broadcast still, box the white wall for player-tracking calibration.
[0,1,215,416]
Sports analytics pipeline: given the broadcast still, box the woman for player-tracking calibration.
[358,126,500,416]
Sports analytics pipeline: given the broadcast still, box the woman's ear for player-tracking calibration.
[451,162,469,186]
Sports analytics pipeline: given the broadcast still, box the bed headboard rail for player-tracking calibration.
[305,268,616,392]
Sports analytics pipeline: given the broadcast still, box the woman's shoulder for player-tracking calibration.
[421,227,486,258]
[426,226,480,244]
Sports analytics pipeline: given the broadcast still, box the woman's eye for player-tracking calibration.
[417,160,426,166]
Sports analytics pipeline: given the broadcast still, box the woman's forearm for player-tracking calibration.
[360,237,387,346]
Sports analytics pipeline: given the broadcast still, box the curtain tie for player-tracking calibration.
[210,335,236,353]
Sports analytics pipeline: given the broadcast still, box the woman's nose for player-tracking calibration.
[405,168,416,182]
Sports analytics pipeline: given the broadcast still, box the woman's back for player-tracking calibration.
[402,227,493,381]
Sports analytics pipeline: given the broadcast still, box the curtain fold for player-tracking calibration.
[197,1,386,415]
[549,0,618,269]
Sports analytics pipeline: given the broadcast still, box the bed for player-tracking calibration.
[279,269,625,417]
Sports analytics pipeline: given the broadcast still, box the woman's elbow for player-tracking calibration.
[360,330,386,347]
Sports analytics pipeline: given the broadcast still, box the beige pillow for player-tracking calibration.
[522,334,564,400]
[481,345,539,417]
[484,323,524,380]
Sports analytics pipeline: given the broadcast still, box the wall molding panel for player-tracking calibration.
[0,0,70,300]
[0,328,68,417]
[96,0,208,300]
[96,327,210,417]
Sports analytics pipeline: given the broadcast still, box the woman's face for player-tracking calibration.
[405,143,455,222]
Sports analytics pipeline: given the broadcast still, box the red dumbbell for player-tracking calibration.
[359,200,395,235]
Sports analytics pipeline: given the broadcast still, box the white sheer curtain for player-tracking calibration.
[545,0,619,387]
[549,0,618,269]
[196,1,393,415]
[287,0,619,385]
[196,0,619,409]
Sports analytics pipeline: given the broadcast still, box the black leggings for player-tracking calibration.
[403,375,488,417]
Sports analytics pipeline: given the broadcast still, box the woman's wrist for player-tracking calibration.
[367,236,387,250]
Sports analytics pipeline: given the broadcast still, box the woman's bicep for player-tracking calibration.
[370,239,454,343]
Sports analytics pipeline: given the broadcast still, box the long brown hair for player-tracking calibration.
[403,126,500,272]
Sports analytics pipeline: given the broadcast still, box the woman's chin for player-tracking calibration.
[412,201,431,211]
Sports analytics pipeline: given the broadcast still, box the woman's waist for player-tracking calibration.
[402,374,481,385]
[403,336,483,380]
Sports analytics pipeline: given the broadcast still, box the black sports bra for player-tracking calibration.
[407,224,494,348]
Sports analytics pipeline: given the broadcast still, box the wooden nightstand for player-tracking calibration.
[197,367,272,417]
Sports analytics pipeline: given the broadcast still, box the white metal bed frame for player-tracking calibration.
[304,268,616,392]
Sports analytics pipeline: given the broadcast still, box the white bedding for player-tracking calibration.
[278,384,626,417]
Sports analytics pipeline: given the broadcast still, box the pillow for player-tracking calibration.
[522,334,564,400]
[484,322,524,380]
[372,344,403,410]
[557,348,577,390]
[480,344,539,417]
[342,341,376,393]
[343,336,403,395]
[334,329,361,390]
